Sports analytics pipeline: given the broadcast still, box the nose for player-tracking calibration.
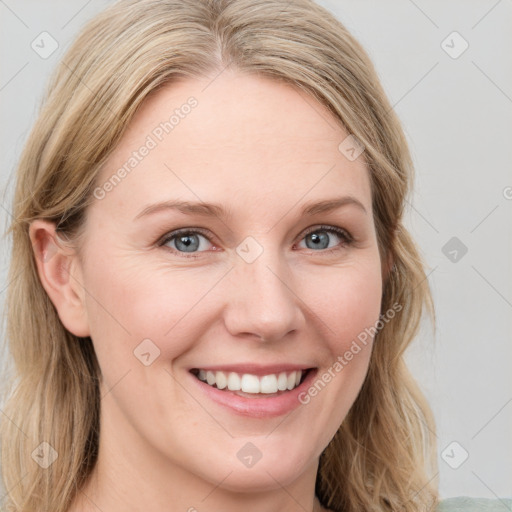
[222,241,305,343]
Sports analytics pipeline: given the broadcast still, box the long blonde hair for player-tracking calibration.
[0,0,439,510]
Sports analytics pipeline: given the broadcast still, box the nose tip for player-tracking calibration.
[223,251,305,343]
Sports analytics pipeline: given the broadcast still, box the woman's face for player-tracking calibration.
[74,71,383,491]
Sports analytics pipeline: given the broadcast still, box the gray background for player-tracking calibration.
[1,0,511,501]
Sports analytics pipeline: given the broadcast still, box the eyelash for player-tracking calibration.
[157,225,354,259]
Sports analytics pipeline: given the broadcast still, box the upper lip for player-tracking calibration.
[189,363,315,376]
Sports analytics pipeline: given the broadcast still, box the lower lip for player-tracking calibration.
[189,369,318,418]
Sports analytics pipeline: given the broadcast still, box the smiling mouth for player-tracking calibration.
[190,368,312,397]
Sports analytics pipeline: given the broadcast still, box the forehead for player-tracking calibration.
[92,71,371,220]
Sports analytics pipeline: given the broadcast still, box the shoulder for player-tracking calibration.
[437,496,512,511]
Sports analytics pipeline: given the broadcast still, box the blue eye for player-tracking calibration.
[159,229,212,258]
[298,225,353,252]
[158,225,353,258]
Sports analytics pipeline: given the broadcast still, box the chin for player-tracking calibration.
[192,437,318,492]
[207,461,309,493]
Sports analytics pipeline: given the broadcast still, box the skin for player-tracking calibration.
[30,70,390,512]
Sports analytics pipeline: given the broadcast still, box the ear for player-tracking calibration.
[29,220,90,338]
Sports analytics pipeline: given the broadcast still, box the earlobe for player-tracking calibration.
[29,220,90,338]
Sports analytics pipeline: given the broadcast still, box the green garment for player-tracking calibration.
[438,497,512,511]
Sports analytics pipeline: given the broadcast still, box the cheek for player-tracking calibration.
[315,257,383,355]
[284,257,383,457]
[82,249,226,366]
[303,255,382,411]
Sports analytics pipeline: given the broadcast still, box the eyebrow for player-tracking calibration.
[133,195,367,221]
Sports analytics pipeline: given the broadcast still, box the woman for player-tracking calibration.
[1,1,507,511]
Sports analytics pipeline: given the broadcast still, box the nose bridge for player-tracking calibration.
[224,235,302,342]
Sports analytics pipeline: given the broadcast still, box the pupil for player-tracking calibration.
[176,234,199,252]
[307,231,328,250]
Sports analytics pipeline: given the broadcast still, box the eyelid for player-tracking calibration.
[157,227,214,246]
[299,224,353,244]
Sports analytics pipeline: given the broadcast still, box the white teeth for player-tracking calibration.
[260,374,278,394]
[241,374,260,393]
[206,371,216,386]
[286,371,296,390]
[227,372,241,391]
[277,372,288,391]
[195,369,306,394]
[216,371,227,390]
